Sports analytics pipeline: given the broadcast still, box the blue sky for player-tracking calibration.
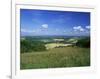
[20,9,90,36]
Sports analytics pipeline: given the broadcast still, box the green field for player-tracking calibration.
[20,47,90,69]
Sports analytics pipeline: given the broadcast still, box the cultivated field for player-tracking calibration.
[20,47,90,69]
[45,43,73,49]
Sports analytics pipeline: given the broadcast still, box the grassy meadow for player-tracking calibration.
[20,38,90,69]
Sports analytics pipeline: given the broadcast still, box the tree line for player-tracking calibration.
[20,39,46,53]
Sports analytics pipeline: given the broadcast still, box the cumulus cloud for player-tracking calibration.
[42,24,48,29]
[86,26,90,29]
[79,28,85,32]
[73,26,85,32]
[21,29,35,33]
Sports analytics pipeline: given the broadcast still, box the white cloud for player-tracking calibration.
[21,29,35,33]
[42,24,48,29]
[86,26,90,29]
[73,26,81,30]
[79,28,85,32]
[73,26,85,32]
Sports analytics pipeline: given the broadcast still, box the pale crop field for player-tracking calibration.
[45,43,73,49]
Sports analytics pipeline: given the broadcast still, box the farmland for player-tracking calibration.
[20,36,90,69]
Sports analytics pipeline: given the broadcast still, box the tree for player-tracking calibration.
[76,37,90,48]
[20,39,46,53]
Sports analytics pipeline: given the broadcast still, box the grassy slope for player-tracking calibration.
[20,47,90,69]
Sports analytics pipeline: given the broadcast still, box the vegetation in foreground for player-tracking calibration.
[20,36,90,69]
[20,47,90,69]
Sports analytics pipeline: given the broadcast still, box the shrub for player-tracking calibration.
[20,39,46,53]
[76,37,90,48]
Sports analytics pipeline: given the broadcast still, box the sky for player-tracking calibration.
[20,9,90,36]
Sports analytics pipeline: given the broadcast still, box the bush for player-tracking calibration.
[76,37,90,48]
[20,39,46,53]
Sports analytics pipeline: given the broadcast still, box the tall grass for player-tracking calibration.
[20,47,90,69]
